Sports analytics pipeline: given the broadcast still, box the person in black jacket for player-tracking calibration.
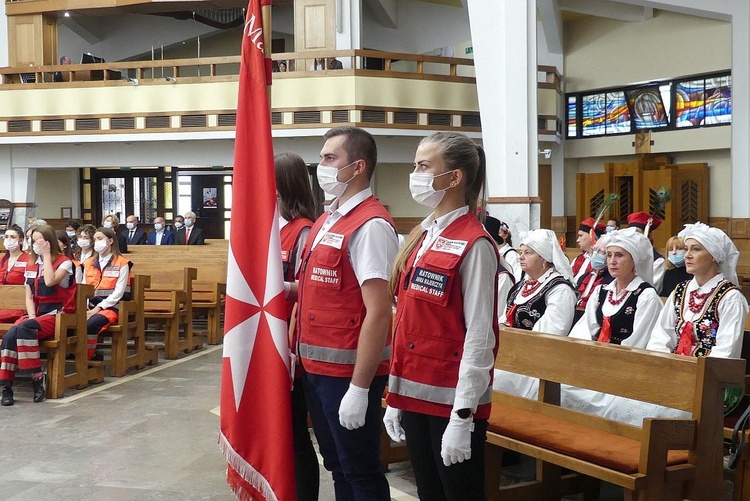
[121,215,147,246]
[660,235,692,297]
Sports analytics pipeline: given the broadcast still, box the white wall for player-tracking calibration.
[35,168,78,219]
[564,10,730,92]
[362,1,471,55]
[562,9,732,219]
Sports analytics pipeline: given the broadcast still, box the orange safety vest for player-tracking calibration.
[83,254,133,308]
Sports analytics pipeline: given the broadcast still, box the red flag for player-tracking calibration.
[219,1,296,499]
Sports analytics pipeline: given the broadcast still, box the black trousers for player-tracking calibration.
[401,411,488,501]
[292,376,320,501]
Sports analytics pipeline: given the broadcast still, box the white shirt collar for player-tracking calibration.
[604,276,643,292]
[329,187,372,217]
[278,216,289,230]
[420,206,469,233]
[688,273,724,293]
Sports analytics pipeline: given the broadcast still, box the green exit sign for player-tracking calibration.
[465,46,473,55]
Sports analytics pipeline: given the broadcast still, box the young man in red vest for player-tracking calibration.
[288,126,399,500]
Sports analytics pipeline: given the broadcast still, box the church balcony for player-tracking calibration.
[0,50,560,143]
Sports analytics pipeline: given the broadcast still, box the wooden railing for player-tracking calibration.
[0,49,476,86]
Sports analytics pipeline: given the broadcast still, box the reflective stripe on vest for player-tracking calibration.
[298,343,391,365]
[388,374,492,407]
[94,285,131,298]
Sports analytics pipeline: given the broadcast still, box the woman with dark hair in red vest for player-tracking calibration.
[275,152,319,501]
[1,224,77,406]
[0,225,30,323]
[384,132,499,500]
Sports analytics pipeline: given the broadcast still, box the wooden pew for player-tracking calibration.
[137,265,198,359]
[486,327,744,501]
[126,244,227,345]
[89,275,157,377]
[0,283,95,398]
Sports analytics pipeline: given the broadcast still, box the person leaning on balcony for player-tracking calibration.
[54,55,72,83]
[310,58,325,71]
[327,57,343,69]
[285,126,399,500]
[384,132,499,500]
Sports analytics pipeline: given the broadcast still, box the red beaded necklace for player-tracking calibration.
[521,279,543,297]
[607,288,629,306]
[688,288,715,314]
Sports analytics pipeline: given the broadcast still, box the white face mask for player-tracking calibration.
[317,161,357,198]
[94,240,108,254]
[409,171,454,208]
[103,221,113,229]
[32,244,41,255]
[174,222,183,229]
[126,222,135,230]
[78,238,91,249]
[184,218,194,228]
[154,223,164,231]
[3,238,19,252]
[66,231,76,238]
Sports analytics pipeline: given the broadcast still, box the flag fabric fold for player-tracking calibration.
[220,0,296,499]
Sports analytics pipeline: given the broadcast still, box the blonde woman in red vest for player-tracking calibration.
[384,132,498,500]
[1,224,77,406]
[82,227,132,360]
[0,225,30,323]
[289,126,399,500]
[275,152,319,501]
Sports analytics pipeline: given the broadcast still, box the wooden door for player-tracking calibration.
[294,0,335,55]
[539,164,552,230]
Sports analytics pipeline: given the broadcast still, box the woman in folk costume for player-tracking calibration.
[627,211,666,294]
[493,229,576,399]
[648,222,748,358]
[562,228,662,415]
[601,223,748,426]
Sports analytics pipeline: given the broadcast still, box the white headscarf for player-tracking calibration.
[520,229,574,282]
[678,222,739,286]
[606,227,655,286]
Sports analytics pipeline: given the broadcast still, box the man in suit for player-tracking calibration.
[146,216,175,245]
[173,211,205,245]
[122,215,147,245]
[326,57,343,69]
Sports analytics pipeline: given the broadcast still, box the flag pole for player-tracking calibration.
[263,3,272,108]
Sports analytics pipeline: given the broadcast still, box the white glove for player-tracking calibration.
[383,406,406,443]
[440,414,474,466]
[338,383,369,430]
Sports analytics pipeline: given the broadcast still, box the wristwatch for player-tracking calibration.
[455,408,472,419]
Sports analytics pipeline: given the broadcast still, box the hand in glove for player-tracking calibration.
[338,383,369,430]
[440,413,474,466]
[383,406,406,442]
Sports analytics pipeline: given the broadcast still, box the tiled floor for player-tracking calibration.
[0,346,734,500]
[0,346,420,500]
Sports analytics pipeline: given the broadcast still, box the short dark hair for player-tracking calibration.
[324,126,378,180]
[66,220,80,230]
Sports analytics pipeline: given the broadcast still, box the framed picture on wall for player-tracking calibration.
[61,207,72,219]
[203,188,217,208]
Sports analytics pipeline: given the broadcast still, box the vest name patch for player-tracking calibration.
[319,233,344,249]
[280,250,289,261]
[410,267,448,297]
[432,237,467,256]
[311,266,339,285]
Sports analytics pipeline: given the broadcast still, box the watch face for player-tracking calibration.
[456,408,472,419]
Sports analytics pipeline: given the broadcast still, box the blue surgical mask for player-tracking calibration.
[668,252,686,267]
[605,226,615,234]
[591,252,607,270]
